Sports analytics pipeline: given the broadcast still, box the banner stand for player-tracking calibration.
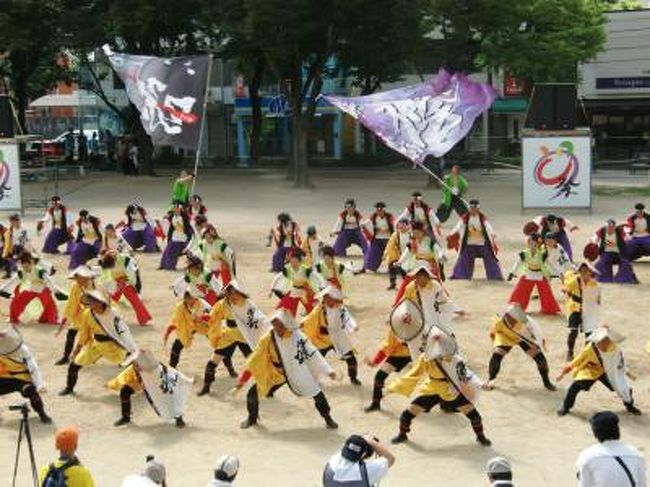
[521,128,592,214]
[0,139,23,214]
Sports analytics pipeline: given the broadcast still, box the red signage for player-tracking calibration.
[504,75,525,97]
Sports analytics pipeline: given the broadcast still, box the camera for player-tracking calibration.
[9,403,29,414]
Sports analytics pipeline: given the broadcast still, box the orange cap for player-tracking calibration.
[55,426,79,452]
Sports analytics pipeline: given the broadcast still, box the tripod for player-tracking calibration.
[10,403,39,487]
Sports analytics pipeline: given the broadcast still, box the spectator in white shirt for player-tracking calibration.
[121,457,166,486]
[323,434,395,486]
[577,411,646,487]
[487,456,514,486]
[207,455,239,486]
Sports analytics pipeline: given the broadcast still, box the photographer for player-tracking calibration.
[39,426,94,486]
[323,434,395,486]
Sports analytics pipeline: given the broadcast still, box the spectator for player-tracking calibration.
[323,434,395,486]
[577,411,646,487]
[121,457,167,486]
[208,455,239,486]
[88,132,98,156]
[129,142,140,176]
[171,170,194,207]
[39,426,94,486]
[486,457,514,486]
[78,132,88,162]
[64,128,75,164]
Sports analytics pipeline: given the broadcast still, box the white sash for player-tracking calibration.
[140,363,193,420]
[324,307,354,358]
[596,346,632,404]
[228,300,271,348]
[272,330,332,397]
[436,354,482,405]
[91,310,138,356]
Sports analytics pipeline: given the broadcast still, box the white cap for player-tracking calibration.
[67,265,98,280]
[270,309,299,330]
[317,285,343,302]
[215,455,239,480]
[424,327,458,359]
[81,289,110,305]
[143,460,166,484]
[487,456,511,475]
[407,261,435,278]
[502,302,527,323]
[589,326,625,344]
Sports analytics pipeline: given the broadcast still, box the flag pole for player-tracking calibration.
[191,54,213,194]
[414,160,469,207]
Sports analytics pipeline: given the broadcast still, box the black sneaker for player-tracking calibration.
[175,417,186,428]
[543,381,557,392]
[364,402,381,413]
[626,404,642,416]
[197,385,211,397]
[391,432,408,444]
[386,284,396,291]
[54,357,69,366]
[476,435,492,446]
[113,417,130,427]
[240,417,258,429]
[58,387,74,397]
[350,377,362,386]
[324,416,339,429]
[39,414,53,425]
[556,406,569,417]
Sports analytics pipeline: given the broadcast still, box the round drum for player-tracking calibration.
[0,325,24,356]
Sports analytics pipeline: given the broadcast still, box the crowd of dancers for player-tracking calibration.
[1,167,649,452]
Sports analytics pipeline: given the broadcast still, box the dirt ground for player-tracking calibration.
[1,167,649,486]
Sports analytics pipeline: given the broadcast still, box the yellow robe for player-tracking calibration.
[563,272,598,316]
[570,343,605,381]
[387,355,459,401]
[383,231,405,265]
[207,298,245,350]
[245,330,286,397]
[490,317,526,348]
[73,308,127,366]
[107,364,143,392]
[39,461,94,487]
[378,329,411,359]
[169,300,212,348]
[301,305,332,351]
[63,282,93,330]
[0,355,32,383]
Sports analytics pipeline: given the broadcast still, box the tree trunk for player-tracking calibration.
[12,79,28,135]
[129,106,155,176]
[292,115,310,187]
[249,58,265,167]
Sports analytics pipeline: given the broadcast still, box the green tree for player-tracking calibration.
[0,0,69,134]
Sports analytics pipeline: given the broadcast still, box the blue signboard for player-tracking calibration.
[596,77,650,89]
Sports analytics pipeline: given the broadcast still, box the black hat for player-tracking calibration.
[341,435,373,463]
[375,201,386,209]
[635,203,645,211]
[590,411,620,442]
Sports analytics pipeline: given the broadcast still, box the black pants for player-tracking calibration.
[246,383,331,421]
[0,378,48,418]
[562,375,619,411]
[216,341,252,359]
[320,346,358,381]
[436,196,468,223]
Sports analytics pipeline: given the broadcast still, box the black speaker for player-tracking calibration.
[554,84,577,130]
[0,95,14,138]
[524,83,577,131]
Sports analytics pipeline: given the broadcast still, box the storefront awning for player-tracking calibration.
[491,97,527,113]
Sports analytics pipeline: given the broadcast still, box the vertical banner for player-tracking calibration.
[522,135,592,209]
[0,143,22,211]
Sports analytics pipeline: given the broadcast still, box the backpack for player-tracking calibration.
[41,457,79,487]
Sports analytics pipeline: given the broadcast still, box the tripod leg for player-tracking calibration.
[11,419,24,487]
[23,416,39,487]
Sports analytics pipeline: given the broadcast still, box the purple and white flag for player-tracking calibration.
[104,45,210,149]
[325,69,497,164]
